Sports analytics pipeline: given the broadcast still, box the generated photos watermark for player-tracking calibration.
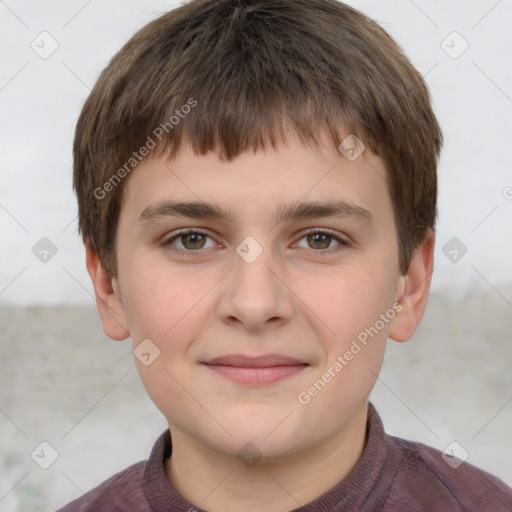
[297,302,402,405]
[93,97,197,200]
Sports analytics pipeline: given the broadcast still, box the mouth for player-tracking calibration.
[201,354,309,385]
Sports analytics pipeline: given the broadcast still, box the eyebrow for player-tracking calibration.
[139,199,374,226]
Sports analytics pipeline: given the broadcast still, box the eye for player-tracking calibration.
[163,229,217,251]
[162,228,347,254]
[295,230,346,253]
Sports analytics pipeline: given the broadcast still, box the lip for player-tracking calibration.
[202,354,309,385]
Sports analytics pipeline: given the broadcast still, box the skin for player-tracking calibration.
[87,132,434,512]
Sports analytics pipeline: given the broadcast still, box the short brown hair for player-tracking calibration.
[74,0,442,276]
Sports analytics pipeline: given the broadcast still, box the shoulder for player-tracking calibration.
[56,460,149,512]
[384,435,512,512]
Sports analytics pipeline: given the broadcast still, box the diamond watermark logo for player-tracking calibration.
[338,134,365,161]
[32,237,58,263]
[31,441,59,469]
[441,236,468,263]
[31,31,59,59]
[237,442,262,468]
[236,236,263,264]
[133,338,161,366]
[442,441,469,469]
[441,31,469,59]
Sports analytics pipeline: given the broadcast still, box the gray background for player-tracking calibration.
[1,1,511,511]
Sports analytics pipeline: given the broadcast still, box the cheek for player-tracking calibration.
[123,272,206,424]
[118,255,202,340]
[301,264,396,340]
[300,264,397,407]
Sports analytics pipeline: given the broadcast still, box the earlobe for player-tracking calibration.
[389,230,435,343]
[85,244,130,341]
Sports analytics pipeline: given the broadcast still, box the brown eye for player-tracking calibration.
[295,230,345,253]
[164,230,216,251]
[181,232,207,250]
[306,233,332,250]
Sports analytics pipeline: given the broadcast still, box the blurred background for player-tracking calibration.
[1,1,511,510]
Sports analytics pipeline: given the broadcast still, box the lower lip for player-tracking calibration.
[203,364,307,385]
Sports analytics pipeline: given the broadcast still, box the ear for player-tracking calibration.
[389,230,435,343]
[85,244,130,341]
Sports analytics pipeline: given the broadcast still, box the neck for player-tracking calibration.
[165,404,368,512]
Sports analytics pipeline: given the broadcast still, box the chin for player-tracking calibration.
[218,431,308,465]
[215,410,309,459]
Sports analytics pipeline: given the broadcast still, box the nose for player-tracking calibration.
[216,241,294,333]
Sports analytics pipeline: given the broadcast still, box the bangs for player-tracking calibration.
[105,1,377,165]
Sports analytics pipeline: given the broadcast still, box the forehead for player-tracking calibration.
[119,135,392,227]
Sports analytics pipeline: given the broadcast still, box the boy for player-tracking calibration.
[59,0,512,510]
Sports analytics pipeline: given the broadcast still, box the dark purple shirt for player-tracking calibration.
[57,404,512,511]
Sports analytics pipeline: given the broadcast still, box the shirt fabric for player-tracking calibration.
[57,404,512,511]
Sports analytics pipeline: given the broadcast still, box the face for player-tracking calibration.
[100,134,424,462]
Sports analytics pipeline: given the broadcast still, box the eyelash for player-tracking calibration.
[161,228,348,256]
